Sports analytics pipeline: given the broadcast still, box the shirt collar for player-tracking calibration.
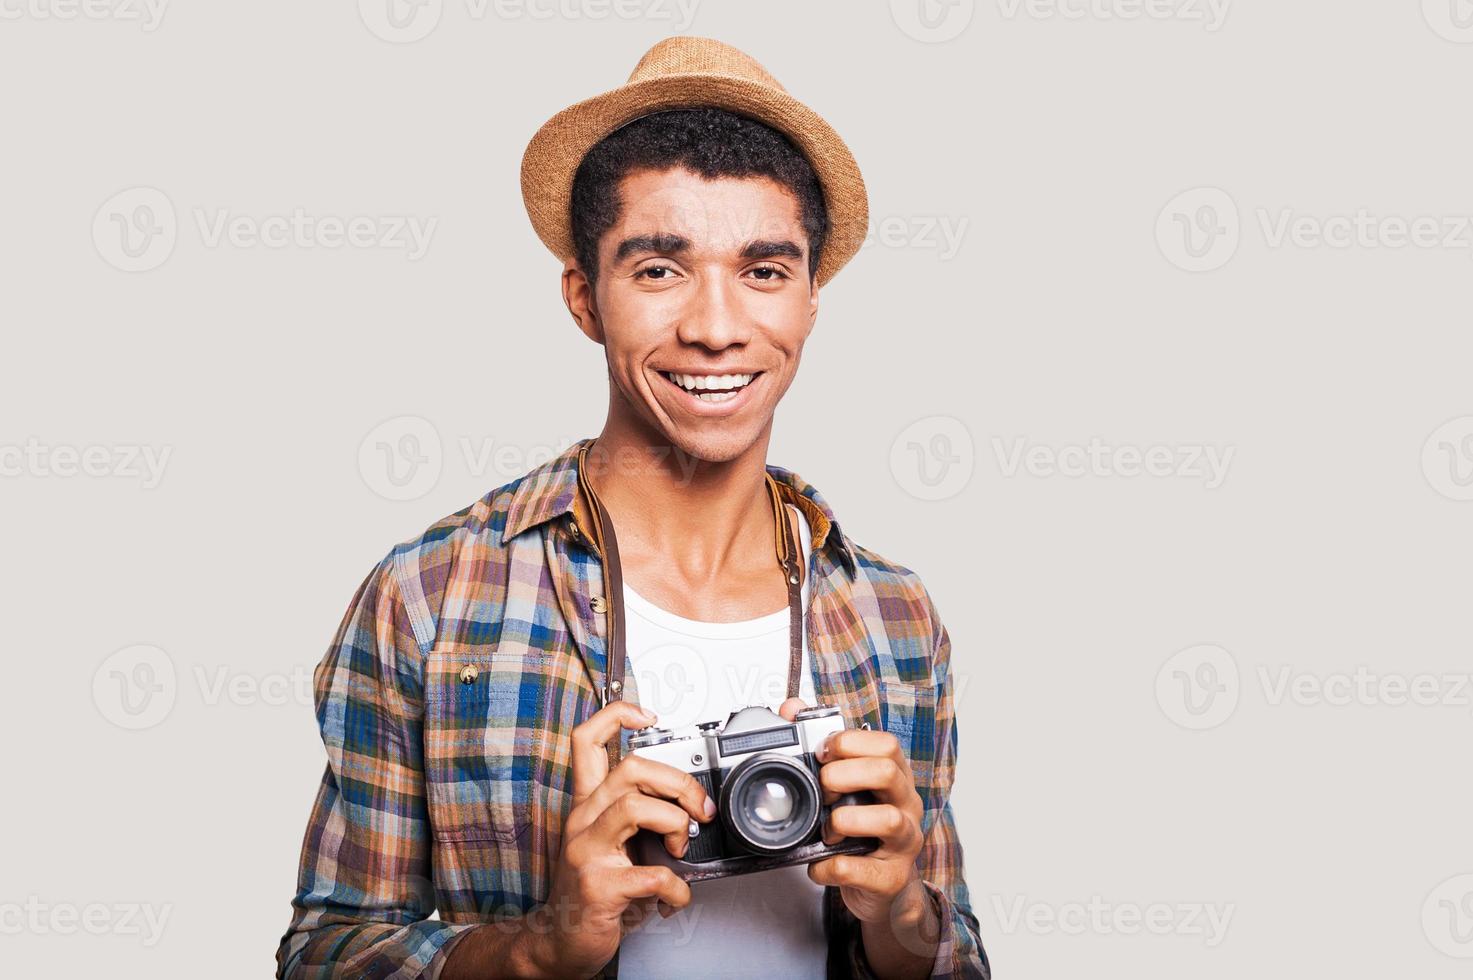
[502,437,857,575]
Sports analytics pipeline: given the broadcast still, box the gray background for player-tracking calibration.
[3,0,1471,976]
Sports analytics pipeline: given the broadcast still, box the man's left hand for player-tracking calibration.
[777,698,930,924]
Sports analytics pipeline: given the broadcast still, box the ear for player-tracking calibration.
[805,274,820,333]
[562,258,605,344]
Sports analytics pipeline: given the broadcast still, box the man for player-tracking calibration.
[277,36,988,979]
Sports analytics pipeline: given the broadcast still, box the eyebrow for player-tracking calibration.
[614,233,690,261]
[612,234,805,263]
[741,239,804,261]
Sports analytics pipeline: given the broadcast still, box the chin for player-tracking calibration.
[663,426,760,467]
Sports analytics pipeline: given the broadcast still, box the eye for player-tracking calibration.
[748,264,790,282]
[636,264,677,281]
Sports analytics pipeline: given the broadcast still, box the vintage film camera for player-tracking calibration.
[626,704,879,882]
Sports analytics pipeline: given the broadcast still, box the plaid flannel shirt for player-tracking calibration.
[276,437,988,979]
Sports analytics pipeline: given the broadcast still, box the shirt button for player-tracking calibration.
[458,664,479,685]
[590,595,608,614]
[569,520,580,539]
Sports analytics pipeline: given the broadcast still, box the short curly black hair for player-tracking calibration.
[569,107,829,287]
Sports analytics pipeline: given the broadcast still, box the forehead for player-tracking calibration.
[610,167,805,253]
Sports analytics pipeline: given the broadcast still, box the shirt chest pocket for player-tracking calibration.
[424,645,548,844]
[877,675,938,794]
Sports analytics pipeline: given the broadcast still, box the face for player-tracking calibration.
[562,166,820,464]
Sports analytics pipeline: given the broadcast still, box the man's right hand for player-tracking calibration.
[525,700,717,979]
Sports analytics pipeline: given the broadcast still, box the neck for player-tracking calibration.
[583,417,778,580]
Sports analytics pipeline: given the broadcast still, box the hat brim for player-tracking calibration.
[521,73,868,289]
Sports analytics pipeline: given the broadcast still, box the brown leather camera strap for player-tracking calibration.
[576,443,804,766]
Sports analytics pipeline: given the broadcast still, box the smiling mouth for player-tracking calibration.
[658,370,763,404]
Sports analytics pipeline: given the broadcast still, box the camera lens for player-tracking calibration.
[720,754,820,854]
[746,779,795,825]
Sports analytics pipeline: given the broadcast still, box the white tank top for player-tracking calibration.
[615,505,826,978]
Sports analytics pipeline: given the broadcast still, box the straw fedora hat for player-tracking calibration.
[520,36,868,288]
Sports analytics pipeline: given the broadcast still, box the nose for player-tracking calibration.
[674,273,752,352]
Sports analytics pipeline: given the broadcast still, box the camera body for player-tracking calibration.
[626,704,879,883]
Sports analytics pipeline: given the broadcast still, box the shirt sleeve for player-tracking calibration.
[837,588,991,979]
[275,553,478,979]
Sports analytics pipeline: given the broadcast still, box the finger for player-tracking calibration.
[582,754,717,829]
[806,853,890,893]
[818,728,906,767]
[777,697,809,722]
[613,865,692,912]
[588,791,695,857]
[572,701,659,805]
[824,803,918,850]
[819,757,913,804]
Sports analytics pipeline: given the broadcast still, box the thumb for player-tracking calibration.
[777,697,809,722]
[572,700,658,803]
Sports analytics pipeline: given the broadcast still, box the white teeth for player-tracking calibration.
[664,372,754,393]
